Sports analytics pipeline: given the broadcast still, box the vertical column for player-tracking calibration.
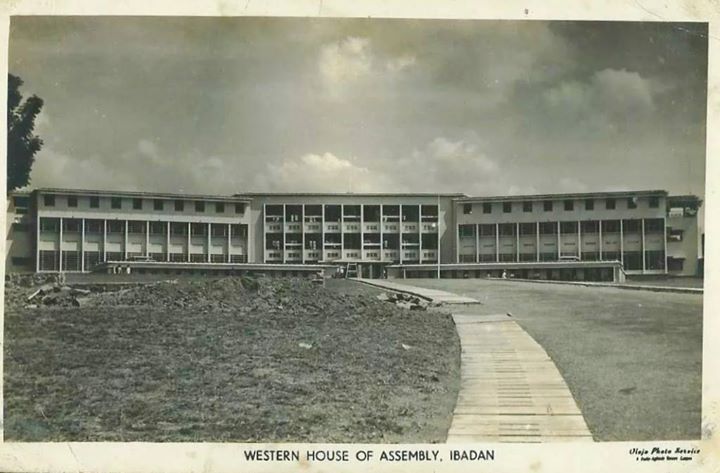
[124,220,129,260]
[282,204,287,264]
[620,219,624,265]
[599,220,603,261]
[556,221,561,260]
[262,204,267,263]
[207,222,211,263]
[535,222,540,262]
[495,223,499,262]
[166,222,170,262]
[35,215,40,272]
[80,219,85,272]
[516,222,520,262]
[145,221,150,258]
[418,204,423,264]
[663,216,668,274]
[475,224,480,263]
[58,217,63,272]
[379,204,384,262]
[641,219,646,273]
[186,222,191,262]
[399,205,403,264]
[227,223,232,263]
[103,220,107,263]
[577,220,582,259]
[360,204,365,263]
[321,205,326,261]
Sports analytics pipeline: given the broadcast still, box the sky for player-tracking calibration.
[8,17,708,200]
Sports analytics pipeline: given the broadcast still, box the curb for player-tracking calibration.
[487,277,703,295]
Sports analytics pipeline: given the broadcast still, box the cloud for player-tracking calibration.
[542,68,656,130]
[257,152,393,193]
[318,37,372,98]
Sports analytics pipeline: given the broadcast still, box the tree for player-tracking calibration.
[7,73,43,192]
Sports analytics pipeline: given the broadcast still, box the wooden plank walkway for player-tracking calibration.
[447,314,593,443]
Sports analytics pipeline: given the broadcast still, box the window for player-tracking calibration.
[235,203,245,214]
[63,219,81,232]
[231,224,247,238]
[539,222,557,235]
[649,196,660,208]
[458,225,475,238]
[479,224,496,236]
[644,218,664,233]
[623,219,641,233]
[90,196,100,208]
[154,200,164,211]
[560,221,577,233]
[211,224,228,237]
[128,221,145,234]
[519,222,536,235]
[627,197,638,209]
[581,220,599,233]
[12,196,29,208]
[667,229,684,242]
[107,221,124,233]
[86,220,103,233]
[499,223,515,236]
[463,204,472,215]
[483,203,492,214]
[43,194,55,206]
[68,195,78,208]
[111,197,122,209]
[215,202,225,213]
[543,200,553,212]
[606,198,616,210]
[503,202,512,213]
[667,257,684,271]
[602,220,620,233]
[191,223,207,236]
[564,200,574,211]
[175,200,184,211]
[523,201,532,212]
[150,222,167,235]
[40,218,59,232]
[195,201,205,212]
[11,223,29,232]
[170,222,187,236]
[133,198,143,210]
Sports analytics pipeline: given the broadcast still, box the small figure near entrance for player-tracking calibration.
[501,270,508,279]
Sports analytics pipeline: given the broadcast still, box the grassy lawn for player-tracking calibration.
[4,277,460,443]
[398,278,702,441]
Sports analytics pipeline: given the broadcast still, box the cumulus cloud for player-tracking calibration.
[542,68,656,130]
[257,152,393,193]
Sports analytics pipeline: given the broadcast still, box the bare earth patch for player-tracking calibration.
[4,277,460,443]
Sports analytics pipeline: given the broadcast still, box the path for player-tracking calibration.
[354,278,593,442]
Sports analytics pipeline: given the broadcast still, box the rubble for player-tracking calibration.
[376,291,430,311]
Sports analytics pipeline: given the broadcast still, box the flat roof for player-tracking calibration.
[234,192,467,198]
[32,188,252,202]
[454,189,668,203]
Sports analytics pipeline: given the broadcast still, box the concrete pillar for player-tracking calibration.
[321,204,326,261]
[663,216,668,274]
[227,223,232,263]
[186,222,191,262]
[124,220,129,260]
[599,220,603,260]
[166,221,170,262]
[80,219,85,272]
[577,220,581,259]
[641,219,646,273]
[535,222,540,262]
[283,204,287,264]
[35,215,40,272]
[495,223,499,262]
[620,219,624,265]
[475,224,480,263]
[557,221,561,260]
[145,221,150,258]
[103,220,107,263]
[59,217,63,272]
[207,222,211,263]
[380,204,384,262]
[399,205,403,264]
[516,222,520,262]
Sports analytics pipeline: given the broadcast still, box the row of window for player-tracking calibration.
[463,196,660,215]
[457,250,666,270]
[37,250,248,271]
[41,194,245,214]
[38,218,247,237]
[458,219,665,238]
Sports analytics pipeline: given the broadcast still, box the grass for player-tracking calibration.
[397,278,702,441]
[4,278,460,443]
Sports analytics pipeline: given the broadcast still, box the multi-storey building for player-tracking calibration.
[5,187,703,281]
[6,188,252,273]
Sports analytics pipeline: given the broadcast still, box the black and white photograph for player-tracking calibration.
[1,5,714,470]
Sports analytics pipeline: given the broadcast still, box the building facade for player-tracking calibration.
[5,187,703,279]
